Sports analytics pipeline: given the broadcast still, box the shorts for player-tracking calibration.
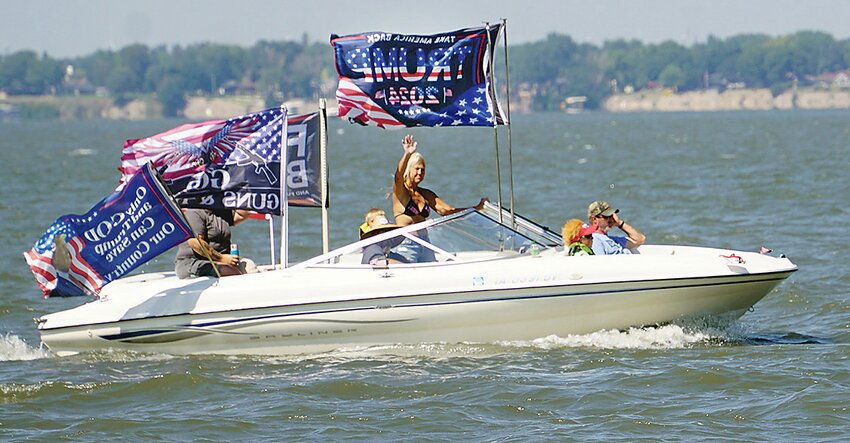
[175,258,217,279]
[391,237,436,263]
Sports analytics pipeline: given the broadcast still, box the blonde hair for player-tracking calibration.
[404,152,425,183]
[561,218,584,244]
[364,208,385,224]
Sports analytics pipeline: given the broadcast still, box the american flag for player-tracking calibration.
[336,76,407,128]
[420,85,495,127]
[119,108,286,185]
[24,218,103,297]
[224,109,286,165]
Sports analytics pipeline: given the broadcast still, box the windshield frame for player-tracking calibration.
[292,209,542,269]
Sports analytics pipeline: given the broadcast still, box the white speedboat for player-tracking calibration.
[36,206,796,356]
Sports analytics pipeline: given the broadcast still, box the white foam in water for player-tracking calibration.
[501,324,713,350]
[0,333,51,361]
[68,148,95,156]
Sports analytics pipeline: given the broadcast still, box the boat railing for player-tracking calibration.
[291,211,471,270]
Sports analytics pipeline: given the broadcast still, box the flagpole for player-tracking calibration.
[501,18,516,228]
[267,214,275,268]
[485,22,504,223]
[319,98,330,254]
[279,105,289,268]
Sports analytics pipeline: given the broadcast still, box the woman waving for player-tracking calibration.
[392,134,486,226]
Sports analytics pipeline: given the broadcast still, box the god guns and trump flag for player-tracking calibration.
[24,163,192,297]
[120,108,323,213]
[331,24,507,128]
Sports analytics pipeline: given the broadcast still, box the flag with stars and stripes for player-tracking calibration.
[119,108,318,215]
[120,108,287,184]
[24,163,192,298]
[331,24,507,129]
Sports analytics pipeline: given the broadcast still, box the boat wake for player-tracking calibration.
[0,333,51,361]
[502,324,713,350]
[318,323,728,358]
[504,321,833,351]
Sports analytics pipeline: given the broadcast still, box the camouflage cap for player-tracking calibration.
[587,201,619,219]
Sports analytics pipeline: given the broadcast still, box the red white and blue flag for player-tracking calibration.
[120,108,286,184]
[331,25,506,128]
[24,163,192,298]
[119,108,323,213]
[119,108,301,215]
[120,107,286,185]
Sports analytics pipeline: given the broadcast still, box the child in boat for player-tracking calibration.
[561,218,597,256]
[359,208,406,265]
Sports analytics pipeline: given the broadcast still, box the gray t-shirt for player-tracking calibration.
[175,208,234,261]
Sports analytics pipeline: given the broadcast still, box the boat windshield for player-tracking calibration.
[478,201,563,247]
[426,210,536,253]
[300,209,542,267]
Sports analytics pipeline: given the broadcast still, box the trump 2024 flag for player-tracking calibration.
[24,163,191,298]
[331,24,506,128]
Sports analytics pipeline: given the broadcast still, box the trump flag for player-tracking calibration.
[331,24,506,128]
[24,163,192,298]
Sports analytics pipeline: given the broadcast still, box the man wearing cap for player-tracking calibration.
[587,201,646,255]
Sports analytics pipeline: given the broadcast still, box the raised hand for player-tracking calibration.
[401,134,417,154]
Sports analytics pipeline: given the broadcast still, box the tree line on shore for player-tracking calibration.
[2,31,849,114]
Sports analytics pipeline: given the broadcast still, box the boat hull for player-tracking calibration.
[38,256,794,356]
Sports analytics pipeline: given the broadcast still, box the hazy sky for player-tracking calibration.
[4,0,850,58]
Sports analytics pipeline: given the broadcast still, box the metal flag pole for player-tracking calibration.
[485,22,504,223]
[501,18,516,228]
[279,105,289,268]
[319,98,330,254]
[267,213,275,268]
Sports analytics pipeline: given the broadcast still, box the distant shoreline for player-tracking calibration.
[3,88,850,121]
[603,88,850,113]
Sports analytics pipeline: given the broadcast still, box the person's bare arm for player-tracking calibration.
[611,213,646,248]
[188,235,238,266]
[394,134,417,190]
[431,194,488,216]
[233,209,252,225]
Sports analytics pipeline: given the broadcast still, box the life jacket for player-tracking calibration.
[567,242,594,256]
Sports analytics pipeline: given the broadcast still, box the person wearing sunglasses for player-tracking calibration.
[586,201,646,255]
[561,218,598,256]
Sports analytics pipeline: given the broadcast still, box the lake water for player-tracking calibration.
[1,111,848,440]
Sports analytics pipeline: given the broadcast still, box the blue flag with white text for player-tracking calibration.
[331,24,506,128]
[24,163,192,297]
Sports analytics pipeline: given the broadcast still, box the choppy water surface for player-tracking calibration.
[1,111,848,440]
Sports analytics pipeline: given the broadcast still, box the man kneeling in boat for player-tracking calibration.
[175,208,257,278]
